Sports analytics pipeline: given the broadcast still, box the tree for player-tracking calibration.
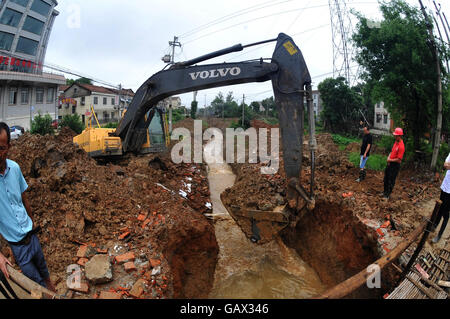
[31,113,54,136]
[318,77,363,134]
[353,0,449,157]
[60,114,84,134]
[190,100,198,119]
[261,96,276,117]
[66,77,93,86]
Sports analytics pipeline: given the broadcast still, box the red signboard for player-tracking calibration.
[0,55,43,70]
[59,97,77,106]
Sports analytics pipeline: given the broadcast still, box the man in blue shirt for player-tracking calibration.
[0,122,55,292]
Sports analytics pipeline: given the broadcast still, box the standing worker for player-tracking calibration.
[432,152,450,243]
[356,126,373,182]
[382,128,405,199]
[0,122,56,292]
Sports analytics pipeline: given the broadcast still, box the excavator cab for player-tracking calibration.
[73,105,170,158]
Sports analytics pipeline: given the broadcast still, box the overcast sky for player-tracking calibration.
[45,0,449,108]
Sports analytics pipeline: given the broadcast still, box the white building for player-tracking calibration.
[59,83,134,125]
[374,101,393,132]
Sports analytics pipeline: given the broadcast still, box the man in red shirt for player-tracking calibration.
[382,128,405,199]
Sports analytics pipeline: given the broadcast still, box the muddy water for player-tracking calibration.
[204,130,327,299]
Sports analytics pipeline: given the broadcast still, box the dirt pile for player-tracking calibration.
[2,127,218,299]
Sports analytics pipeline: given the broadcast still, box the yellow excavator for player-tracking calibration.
[73,105,170,158]
[73,33,317,244]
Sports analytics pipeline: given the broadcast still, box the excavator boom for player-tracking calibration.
[114,33,317,243]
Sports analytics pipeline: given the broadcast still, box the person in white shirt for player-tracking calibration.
[432,152,450,243]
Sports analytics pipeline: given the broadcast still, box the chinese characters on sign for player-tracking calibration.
[0,55,43,70]
[59,97,77,107]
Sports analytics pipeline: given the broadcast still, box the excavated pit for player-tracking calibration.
[281,200,389,298]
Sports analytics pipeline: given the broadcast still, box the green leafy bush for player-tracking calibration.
[60,114,84,134]
[31,113,54,136]
[102,122,119,129]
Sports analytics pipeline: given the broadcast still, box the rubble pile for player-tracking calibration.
[2,126,218,299]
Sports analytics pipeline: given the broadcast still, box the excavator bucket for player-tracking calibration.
[220,193,294,244]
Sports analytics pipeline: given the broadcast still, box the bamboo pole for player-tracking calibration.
[315,206,434,299]
[6,264,60,299]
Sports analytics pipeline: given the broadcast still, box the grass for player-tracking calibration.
[349,152,387,171]
[331,133,360,151]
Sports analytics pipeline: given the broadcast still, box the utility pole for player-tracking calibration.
[419,0,443,171]
[432,1,450,72]
[169,36,182,64]
[242,94,245,127]
[165,36,181,132]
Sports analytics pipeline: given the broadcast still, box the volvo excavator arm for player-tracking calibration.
[116,33,317,242]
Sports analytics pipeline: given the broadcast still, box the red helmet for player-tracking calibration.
[393,128,404,136]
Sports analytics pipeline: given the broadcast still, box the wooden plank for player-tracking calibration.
[315,207,433,299]
[6,265,60,299]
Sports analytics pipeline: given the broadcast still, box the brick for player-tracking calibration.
[129,279,146,298]
[142,219,151,229]
[77,258,89,266]
[150,259,161,268]
[77,245,96,258]
[70,282,89,294]
[99,291,122,299]
[137,213,147,221]
[124,261,137,272]
[115,252,135,264]
[118,231,131,240]
[76,245,88,258]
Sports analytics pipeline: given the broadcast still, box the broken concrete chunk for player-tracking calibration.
[151,266,161,276]
[85,254,113,284]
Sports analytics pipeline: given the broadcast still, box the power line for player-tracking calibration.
[225,24,330,62]
[182,1,378,46]
[180,0,297,39]
[183,3,333,46]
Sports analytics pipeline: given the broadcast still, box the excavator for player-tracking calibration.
[74,33,317,244]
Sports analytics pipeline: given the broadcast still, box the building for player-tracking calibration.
[0,0,65,130]
[374,101,394,133]
[60,83,135,125]
[159,96,181,109]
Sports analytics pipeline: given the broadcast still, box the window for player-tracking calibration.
[10,0,30,7]
[72,105,76,114]
[21,88,29,104]
[36,87,44,103]
[9,87,17,104]
[30,0,51,16]
[22,16,44,35]
[81,96,85,105]
[0,8,23,27]
[16,37,39,56]
[93,97,98,105]
[376,114,382,124]
[103,97,107,105]
[47,87,54,103]
[111,98,115,105]
[383,114,388,125]
[0,31,15,51]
